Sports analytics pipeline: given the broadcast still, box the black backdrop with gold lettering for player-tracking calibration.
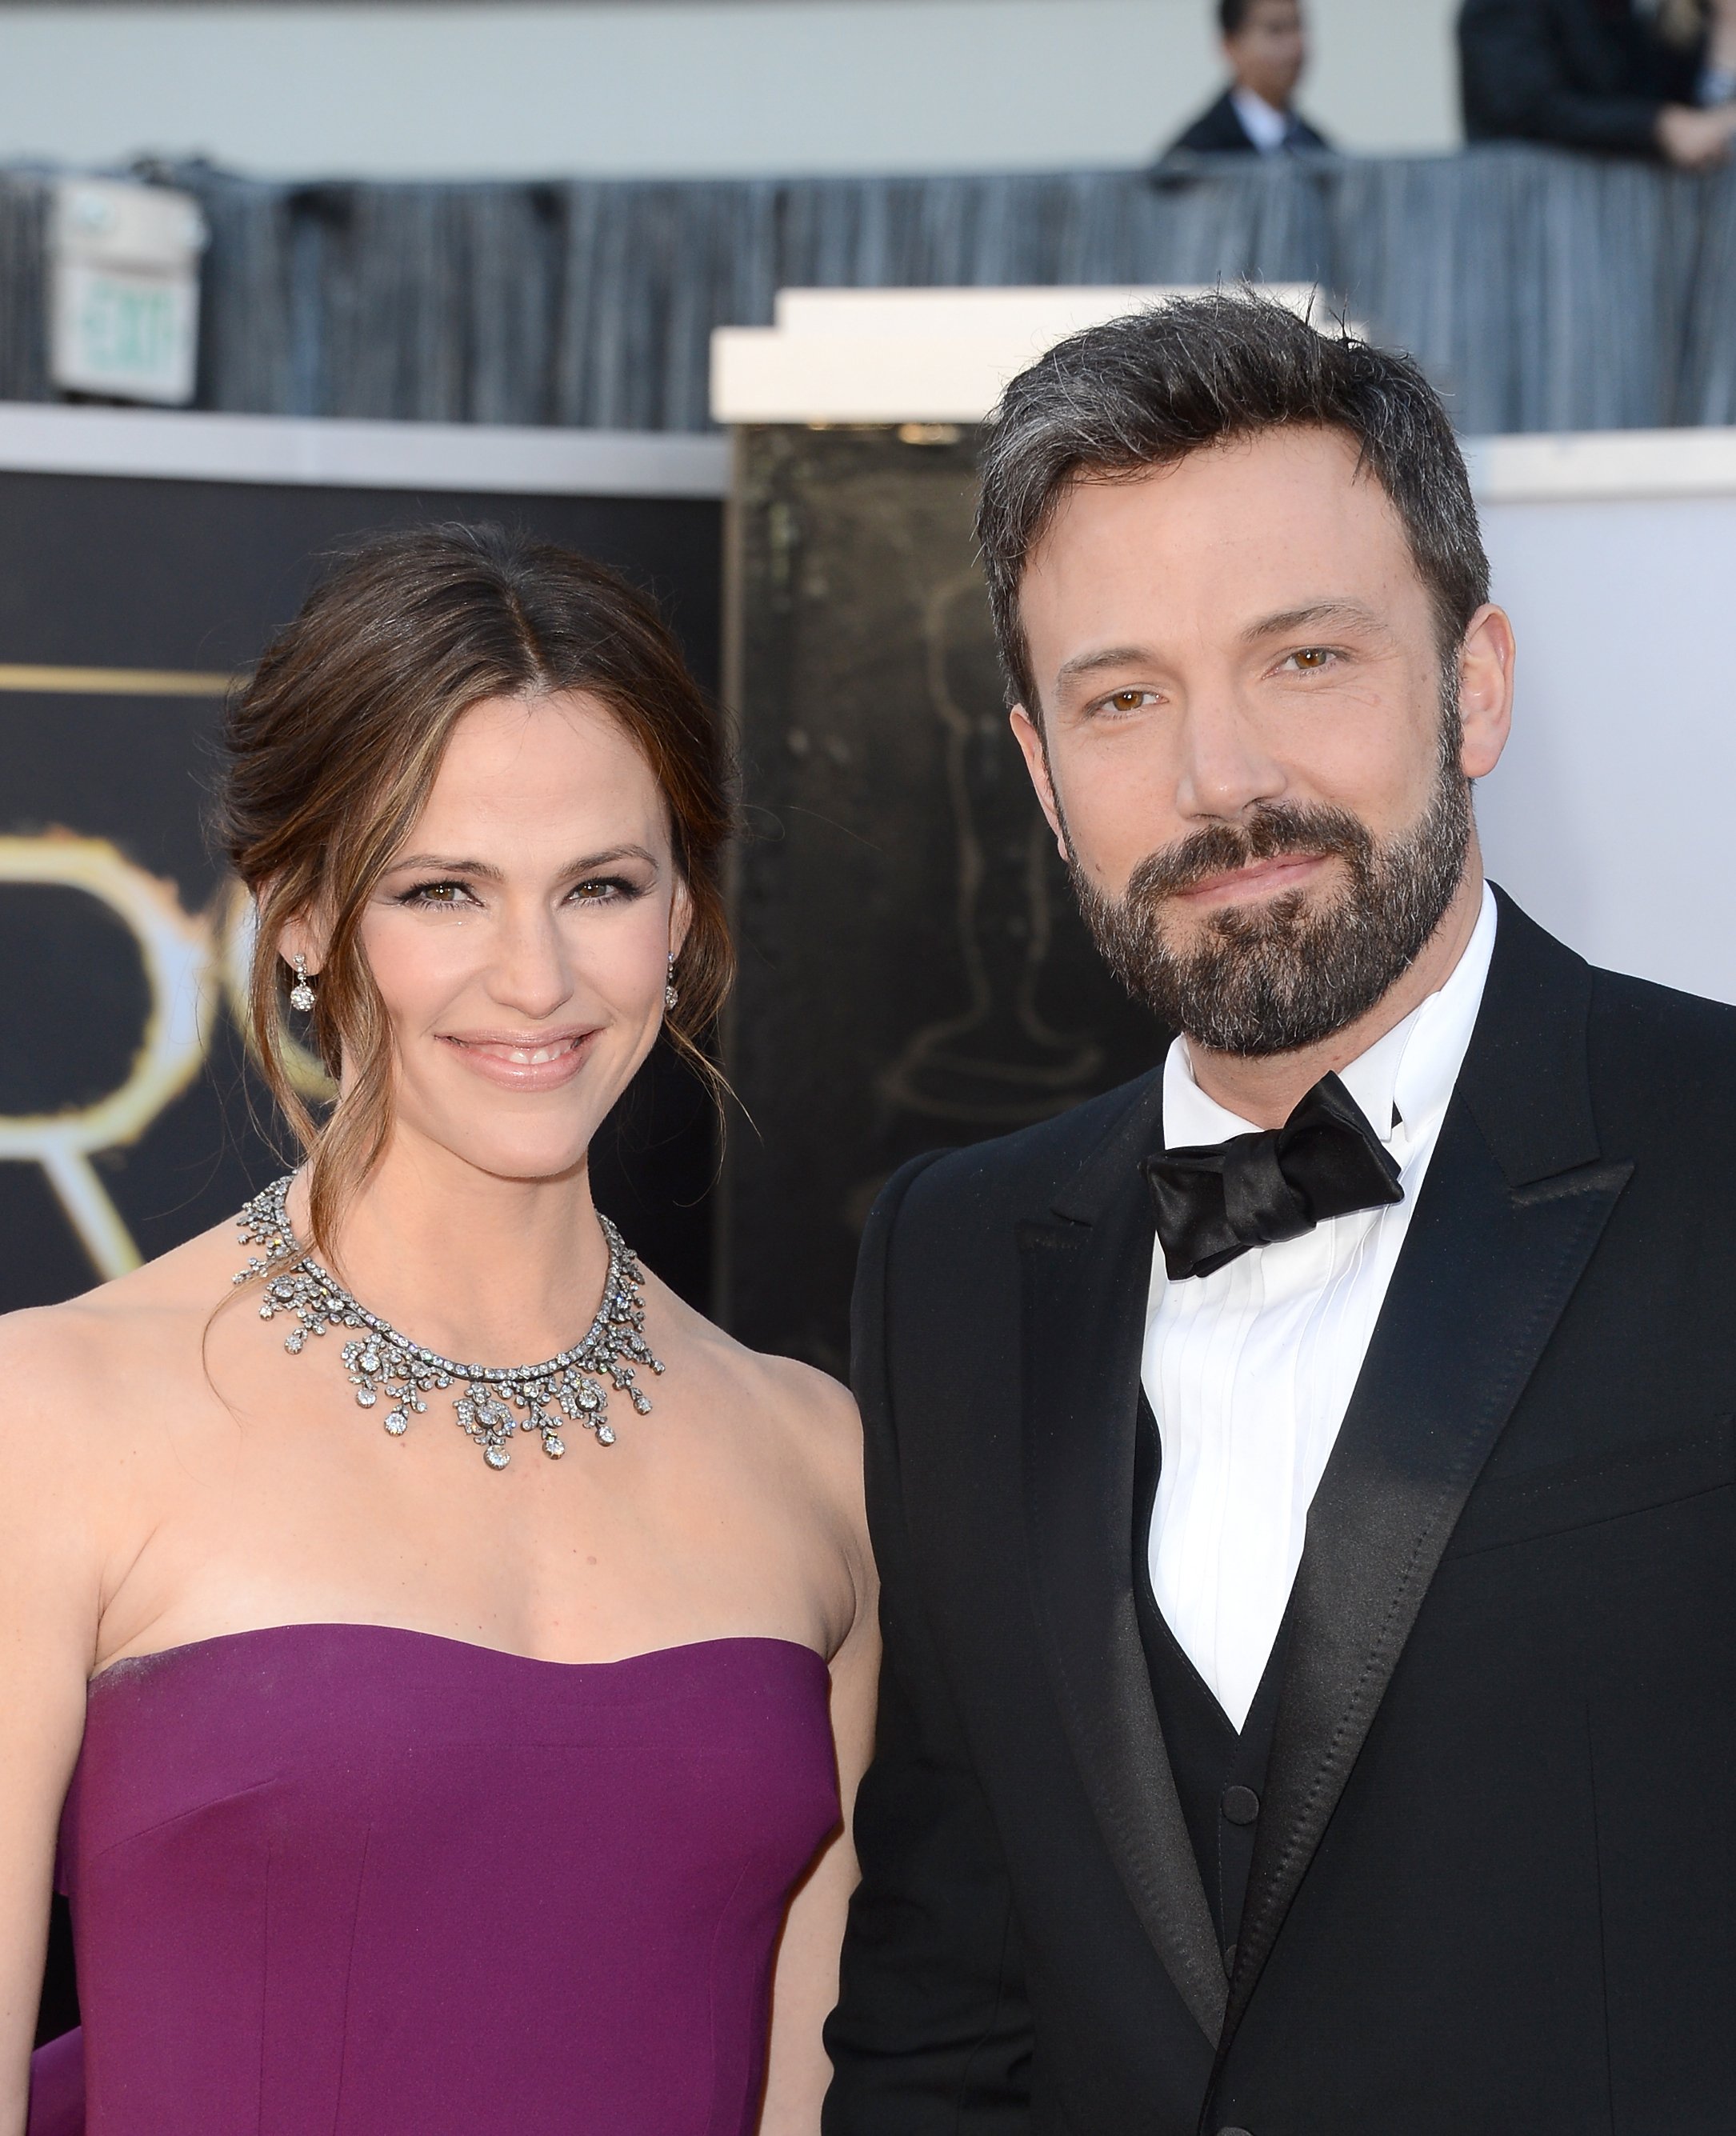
[0,468,722,1321]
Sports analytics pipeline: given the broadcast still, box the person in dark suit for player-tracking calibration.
[1167,1,1331,157]
[1460,0,1736,166]
[822,290,1736,2134]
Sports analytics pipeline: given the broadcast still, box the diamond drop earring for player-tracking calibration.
[288,953,316,1014]
[663,954,679,1013]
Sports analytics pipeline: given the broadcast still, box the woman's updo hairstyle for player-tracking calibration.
[217,522,735,1252]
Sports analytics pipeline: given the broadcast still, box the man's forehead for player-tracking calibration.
[1028,434,1402,578]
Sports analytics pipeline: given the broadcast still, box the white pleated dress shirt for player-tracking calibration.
[1229,86,1297,154]
[1142,885,1498,1730]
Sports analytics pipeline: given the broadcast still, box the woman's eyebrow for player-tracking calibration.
[557,845,660,877]
[387,853,503,879]
[385,845,660,880]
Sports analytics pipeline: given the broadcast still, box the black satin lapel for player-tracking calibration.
[1219,1098,1632,2050]
[1020,1191,1228,2041]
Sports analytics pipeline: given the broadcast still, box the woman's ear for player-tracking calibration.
[669,878,694,962]
[270,897,328,980]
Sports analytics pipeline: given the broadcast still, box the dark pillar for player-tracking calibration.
[722,423,1167,1370]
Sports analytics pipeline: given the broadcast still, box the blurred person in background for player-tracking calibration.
[1166,0,1333,157]
[1461,0,1736,168]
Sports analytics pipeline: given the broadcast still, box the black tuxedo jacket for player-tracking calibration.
[1459,0,1704,156]
[824,893,1736,2134]
[1165,90,1331,158]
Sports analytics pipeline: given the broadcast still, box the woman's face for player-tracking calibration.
[349,690,688,1186]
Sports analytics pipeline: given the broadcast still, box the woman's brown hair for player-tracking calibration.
[216,522,735,1253]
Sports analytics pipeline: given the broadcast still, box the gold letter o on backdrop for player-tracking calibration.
[0,834,212,1277]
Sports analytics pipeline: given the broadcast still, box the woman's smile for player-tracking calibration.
[437,1023,601,1090]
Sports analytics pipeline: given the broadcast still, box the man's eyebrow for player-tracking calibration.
[1241,598,1386,642]
[1053,645,1160,688]
[1051,602,1388,689]
[384,844,660,879]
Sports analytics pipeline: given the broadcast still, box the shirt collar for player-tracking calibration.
[1230,85,1294,153]
[1162,882,1499,1155]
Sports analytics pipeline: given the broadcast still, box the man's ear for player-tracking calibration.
[1457,604,1516,782]
[1010,706,1070,863]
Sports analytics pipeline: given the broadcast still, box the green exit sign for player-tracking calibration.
[50,179,206,406]
[67,271,195,397]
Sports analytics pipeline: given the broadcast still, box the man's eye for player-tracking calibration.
[1288,648,1334,672]
[1103,690,1153,714]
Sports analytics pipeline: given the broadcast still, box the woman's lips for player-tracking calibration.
[1176,852,1328,906]
[437,1029,598,1091]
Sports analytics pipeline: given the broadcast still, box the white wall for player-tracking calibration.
[1477,490,1736,1007]
[0,0,1461,182]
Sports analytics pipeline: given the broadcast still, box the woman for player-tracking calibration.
[1,526,876,2135]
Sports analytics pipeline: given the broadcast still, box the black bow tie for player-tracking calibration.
[1142,1072,1403,1282]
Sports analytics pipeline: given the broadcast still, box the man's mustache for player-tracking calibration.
[1122,803,1374,904]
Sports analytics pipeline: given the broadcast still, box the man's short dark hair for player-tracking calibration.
[1222,0,1299,34]
[974,290,1490,715]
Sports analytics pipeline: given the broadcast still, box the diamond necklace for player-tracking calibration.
[232,1174,663,1470]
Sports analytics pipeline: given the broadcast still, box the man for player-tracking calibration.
[1166,1,1330,158]
[1461,0,1736,169]
[824,292,1736,2132]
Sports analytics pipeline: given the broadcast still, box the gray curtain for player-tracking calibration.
[4,148,1734,433]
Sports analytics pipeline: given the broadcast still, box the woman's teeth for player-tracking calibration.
[502,1041,574,1065]
[461,1037,580,1065]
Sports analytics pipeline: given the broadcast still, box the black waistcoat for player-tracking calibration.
[1132,1394,1292,1976]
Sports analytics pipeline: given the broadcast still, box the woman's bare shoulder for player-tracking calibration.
[0,1214,250,1424]
[657,1281,863,1510]
[0,1227,247,1682]
[660,1281,856,1428]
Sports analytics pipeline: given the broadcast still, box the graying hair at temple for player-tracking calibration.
[973,291,1492,719]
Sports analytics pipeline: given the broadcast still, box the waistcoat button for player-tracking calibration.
[1221,1783,1261,1826]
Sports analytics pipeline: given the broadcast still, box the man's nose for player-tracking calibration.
[1172,690,1288,822]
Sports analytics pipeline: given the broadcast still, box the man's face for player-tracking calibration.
[1226,0,1308,109]
[1010,426,1509,1055]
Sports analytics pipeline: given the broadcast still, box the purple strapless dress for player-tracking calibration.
[28,1625,838,2134]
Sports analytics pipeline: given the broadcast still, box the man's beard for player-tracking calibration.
[1067,722,1474,1059]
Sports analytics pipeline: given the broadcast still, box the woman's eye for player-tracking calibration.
[567,876,645,905]
[401,879,475,907]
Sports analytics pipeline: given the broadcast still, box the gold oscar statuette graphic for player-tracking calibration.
[0,838,335,1282]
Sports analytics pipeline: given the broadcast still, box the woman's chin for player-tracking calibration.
[402,1118,602,1189]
